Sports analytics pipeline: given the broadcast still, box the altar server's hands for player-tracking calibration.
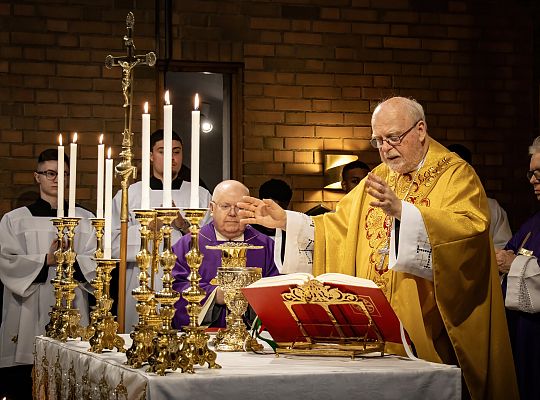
[238,196,287,230]
[366,173,402,220]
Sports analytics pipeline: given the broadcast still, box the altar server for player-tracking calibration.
[111,129,211,330]
[239,97,518,400]
[171,180,279,329]
[0,149,95,397]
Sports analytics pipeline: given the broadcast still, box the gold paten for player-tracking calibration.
[207,242,264,352]
[277,279,385,358]
[177,208,221,373]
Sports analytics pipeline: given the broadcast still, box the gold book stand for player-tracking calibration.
[277,280,385,359]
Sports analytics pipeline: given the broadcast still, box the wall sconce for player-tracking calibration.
[323,153,359,189]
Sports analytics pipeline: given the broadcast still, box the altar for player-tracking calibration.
[33,335,461,400]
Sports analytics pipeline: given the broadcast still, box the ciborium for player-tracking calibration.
[207,242,263,352]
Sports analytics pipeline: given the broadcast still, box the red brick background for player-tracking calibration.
[1,0,537,230]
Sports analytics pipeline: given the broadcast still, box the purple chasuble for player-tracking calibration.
[503,211,540,400]
[171,223,279,329]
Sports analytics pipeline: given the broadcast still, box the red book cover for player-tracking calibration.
[242,273,407,345]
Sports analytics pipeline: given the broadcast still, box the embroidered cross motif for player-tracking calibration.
[415,238,432,269]
[300,238,314,265]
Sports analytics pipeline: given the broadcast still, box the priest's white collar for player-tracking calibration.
[214,228,244,242]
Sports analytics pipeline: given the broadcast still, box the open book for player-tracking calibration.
[242,272,407,347]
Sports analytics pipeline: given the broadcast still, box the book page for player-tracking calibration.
[198,288,217,326]
[246,272,314,288]
[316,272,378,288]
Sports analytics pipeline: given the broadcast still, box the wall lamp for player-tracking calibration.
[323,152,359,189]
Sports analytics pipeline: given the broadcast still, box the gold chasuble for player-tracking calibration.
[313,140,518,400]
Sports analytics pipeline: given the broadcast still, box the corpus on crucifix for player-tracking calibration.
[104,11,156,333]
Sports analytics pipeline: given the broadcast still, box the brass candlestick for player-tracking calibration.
[207,242,263,352]
[57,217,84,341]
[45,218,66,339]
[177,208,221,373]
[126,209,158,368]
[90,218,105,258]
[88,258,126,353]
[84,258,104,341]
[147,208,187,375]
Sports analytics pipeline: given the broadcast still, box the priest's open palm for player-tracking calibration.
[366,172,402,220]
[238,196,287,230]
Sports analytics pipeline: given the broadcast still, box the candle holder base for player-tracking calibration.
[179,326,221,373]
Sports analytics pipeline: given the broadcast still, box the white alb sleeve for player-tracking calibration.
[505,255,540,313]
[388,201,433,281]
[281,210,314,274]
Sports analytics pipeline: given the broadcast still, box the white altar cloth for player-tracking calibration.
[33,335,461,400]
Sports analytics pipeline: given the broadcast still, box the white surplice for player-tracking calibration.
[111,180,212,331]
[487,197,512,250]
[0,206,95,367]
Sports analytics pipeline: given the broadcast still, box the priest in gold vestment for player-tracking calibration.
[239,96,518,400]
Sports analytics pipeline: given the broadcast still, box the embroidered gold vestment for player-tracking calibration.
[313,140,518,400]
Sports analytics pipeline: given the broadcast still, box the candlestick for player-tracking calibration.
[57,134,64,218]
[68,132,78,217]
[190,94,200,208]
[141,102,151,209]
[97,134,105,218]
[163,91,172,208]
[104,148,113,258]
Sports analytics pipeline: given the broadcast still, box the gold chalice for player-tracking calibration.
[207,242,263,352]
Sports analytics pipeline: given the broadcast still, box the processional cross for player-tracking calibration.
[105,11,156,332]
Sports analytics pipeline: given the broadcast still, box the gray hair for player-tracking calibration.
[529,136,540,155]
[372,96,427,130]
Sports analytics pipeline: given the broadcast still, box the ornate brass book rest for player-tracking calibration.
[278,280,385,359]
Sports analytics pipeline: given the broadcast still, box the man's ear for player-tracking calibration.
[34,172,40,185]
[341,180,346,191]
[417,120,427,142]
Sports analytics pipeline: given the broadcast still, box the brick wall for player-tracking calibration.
[0,0,537,229]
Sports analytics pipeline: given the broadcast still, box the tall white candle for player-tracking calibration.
[57,134,64,218]
[141,102,151,209]
[68,132,78,217]
[104,147,113,258]
[163,91,172,207]
[190,94,200,208]
[96,134,105,218]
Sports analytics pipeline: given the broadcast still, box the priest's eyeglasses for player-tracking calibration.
[36,170,68,181]
[370,119,422,149]
[212,202,240,214]
[527,169,540,181]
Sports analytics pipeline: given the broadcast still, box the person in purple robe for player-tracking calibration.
[496,135,540,400]
[172,180,279,329]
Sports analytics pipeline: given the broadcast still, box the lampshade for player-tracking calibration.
[323,153,359,189]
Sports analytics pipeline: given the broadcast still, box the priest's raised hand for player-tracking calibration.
[238,196,287,230]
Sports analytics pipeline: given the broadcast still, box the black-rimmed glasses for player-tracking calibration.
[370,119,422,149]
[36,170,68,181]
[527,169,540,181]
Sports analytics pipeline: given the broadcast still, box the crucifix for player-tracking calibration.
[105,11,156,333]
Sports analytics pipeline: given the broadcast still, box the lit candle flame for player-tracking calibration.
[99,133,103,145]
[165,90,170,105]
[194,93,199,110]
[144,101,149,114]
[73,132,78,143]
[107,147,112,159]
[59,134,63,146]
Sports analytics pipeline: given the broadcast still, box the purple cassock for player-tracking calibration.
[171,222,279,329]
[502,211,540,400]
